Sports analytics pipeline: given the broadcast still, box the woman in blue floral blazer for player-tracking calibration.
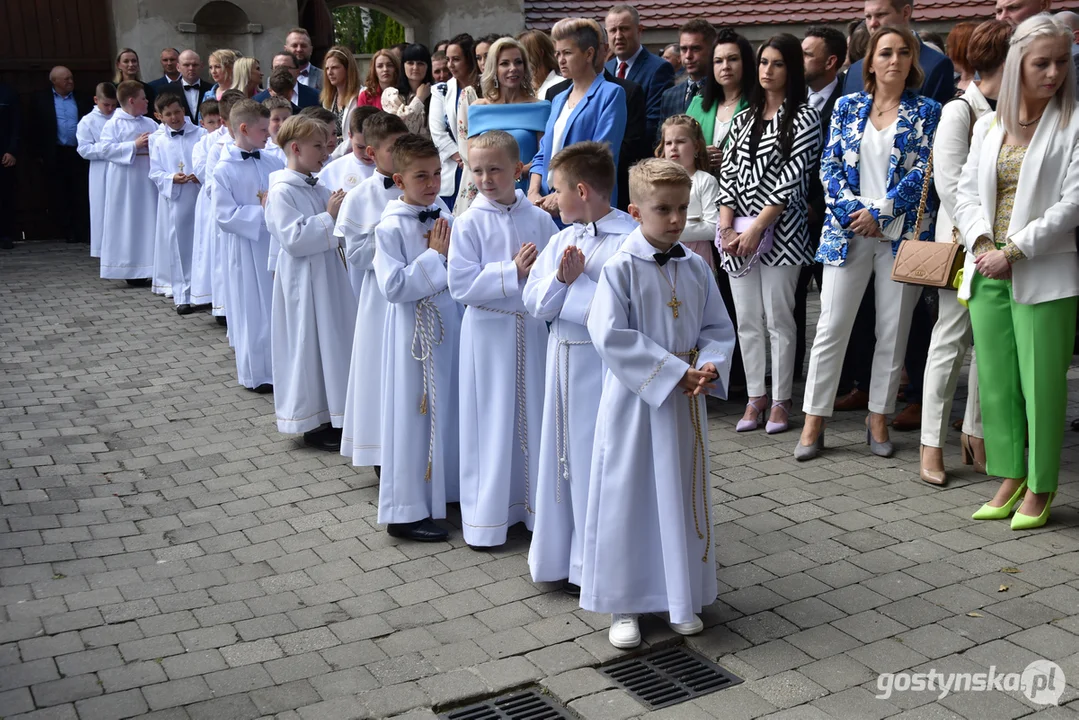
[795,25,941,462]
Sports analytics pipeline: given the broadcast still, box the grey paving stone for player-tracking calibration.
[73,689,149,720]
[568,688,648,720]
[30,674,102,707]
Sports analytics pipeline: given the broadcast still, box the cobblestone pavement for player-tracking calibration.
[2,242,1079,720]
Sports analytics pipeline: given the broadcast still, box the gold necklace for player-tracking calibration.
[874,100,900,116]
[657,262,681,318]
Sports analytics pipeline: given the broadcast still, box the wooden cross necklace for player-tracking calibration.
[658,263,681,318]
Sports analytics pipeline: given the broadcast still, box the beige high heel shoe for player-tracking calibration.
[919,445,946,486]
[960,433,987,474]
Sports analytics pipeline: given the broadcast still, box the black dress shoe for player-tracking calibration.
[303,425,341,451]
[387,518,448,542]
[562,580,581,596]
[250,383,273,394]
[216,316,227,327]
[176,304,195,315]
[126,278,152,287]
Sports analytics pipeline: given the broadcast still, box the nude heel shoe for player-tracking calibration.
[960,433,987,474]
[919,445,946,486]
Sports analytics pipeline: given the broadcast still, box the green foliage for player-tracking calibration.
[332,6,407,54]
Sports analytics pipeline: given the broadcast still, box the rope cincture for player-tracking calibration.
[675,348,710,562]
[473,304,534,515]
[553,336,592,503]
[412,289,447,482]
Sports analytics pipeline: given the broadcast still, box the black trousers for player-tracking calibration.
[0,162,15,241]
[47,146,89,242]
[793,262,823,379]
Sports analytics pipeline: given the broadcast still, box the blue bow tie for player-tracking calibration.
[171,129,184,137]
[654,244,686,266]
[418,208,441,223]
[241,150,260,160]
[304,176,318,187]
[383,176,395,189]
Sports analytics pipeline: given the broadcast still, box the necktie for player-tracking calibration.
[417,208,441,223]
[304,176,318,187]
[685,80,699,107]
[383,176,395,189]
[654,244,686,266]
[573,221,598,238]
[241,150,260,160]
[171,129,184,137]
[617,61,628,79]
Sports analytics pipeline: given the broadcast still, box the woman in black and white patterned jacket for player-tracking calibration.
[717,33,822,435]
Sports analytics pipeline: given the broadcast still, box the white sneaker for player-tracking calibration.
[609,614,641,649]
[662,613,704,636]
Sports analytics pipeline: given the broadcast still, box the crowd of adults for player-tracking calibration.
[3,0,1079,529]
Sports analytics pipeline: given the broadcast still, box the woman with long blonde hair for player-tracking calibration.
[114,48,155,115]
[953,15,1079,529]
[204,49,240,102]
[231,57,263,97]
[357,49,400,110]
[320,46,362,138]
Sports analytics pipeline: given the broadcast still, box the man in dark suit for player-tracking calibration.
[253,52,321,109]
[147,48,181,92]
[0,81,18,249]
[545,28,648,211]
[165,50,211,123]
[794,27,848,379]
[604,4,675,143]
[31,67,92,243]
[656,19,718,140]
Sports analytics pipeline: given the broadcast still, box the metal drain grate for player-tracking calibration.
[441,689,572,720]
[601,646,743,709]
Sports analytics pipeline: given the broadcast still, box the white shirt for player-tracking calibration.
[615,44,644,78]
[549,102,574,184]
[859,119,901,240]
[181,80,202,117]
[297,63,315,87]
[807,77,838,113]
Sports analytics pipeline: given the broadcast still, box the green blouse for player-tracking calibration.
[686,94,749,147]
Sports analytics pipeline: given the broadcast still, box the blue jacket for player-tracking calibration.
[605,46,674,141]
[252,84,321,109]
[843,39,955,106]
[531,73,627,204]
[818,90,941,266]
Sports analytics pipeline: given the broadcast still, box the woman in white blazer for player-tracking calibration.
[919,20,1011,486]
[429,34,479,210]
[953,15,1079,530]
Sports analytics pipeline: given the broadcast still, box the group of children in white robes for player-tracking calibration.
[81,82,737,648]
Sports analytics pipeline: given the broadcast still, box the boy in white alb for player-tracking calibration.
[189,99,224,312]
[148,116,174,299]
[99,80,158,284]
[581,159,735,649]
[524,142,637,593]
[319,105,378,193]
[213,99,284,392]
[208,90,249,325]
[76,82,118,259]
[264,115,353,451]
[337,113,410,469]
[448,130,558,548]
[374,134,459,543]
[149,93,205,314]
[262,96,291,165]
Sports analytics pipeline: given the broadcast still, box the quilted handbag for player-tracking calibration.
[889,152,966,289]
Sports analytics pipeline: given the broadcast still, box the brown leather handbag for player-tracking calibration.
[889,152,966,289]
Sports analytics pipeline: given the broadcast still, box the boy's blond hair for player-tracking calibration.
[628,158,692,206]
[229,98,269,129]
[276,115,326,153]
[263,96,292,114]
[468,130,519,164]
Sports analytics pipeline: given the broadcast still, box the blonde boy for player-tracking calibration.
[580,159,735,649]
[447,130,558,548]
[263,95,292,163]
[76,82,118,258]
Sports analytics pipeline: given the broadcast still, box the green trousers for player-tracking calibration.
[967,273,1077,493]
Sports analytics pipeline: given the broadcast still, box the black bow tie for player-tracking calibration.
[183,83,198,90]
[241,150,260,160]
[383,176,395,189]
[304,176,318,187]
[417,208,441,223]
[300,68,310,76]
[171,129,184,137]
[654,244,686,266]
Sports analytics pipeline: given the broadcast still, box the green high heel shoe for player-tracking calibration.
[971,480,1027,520]
[1011,492,1054,531]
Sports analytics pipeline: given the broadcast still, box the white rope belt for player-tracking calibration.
[473,304,534,515]
[553,336,592,503]
[412,289,447,482]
